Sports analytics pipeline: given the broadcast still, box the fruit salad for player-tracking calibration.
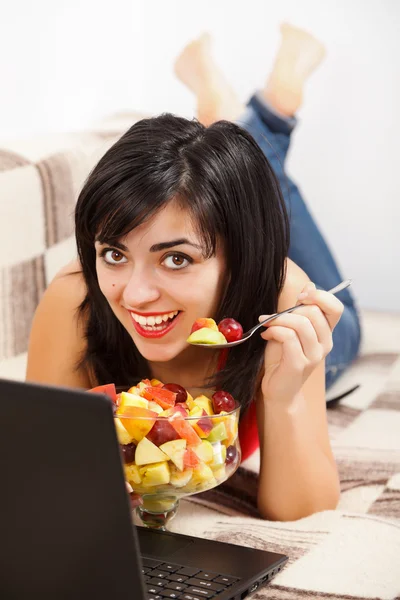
[91,380,241,499]
[186,317,243,345]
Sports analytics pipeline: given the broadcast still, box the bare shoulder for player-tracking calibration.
[278,258,310,311]
[26,260,91,388]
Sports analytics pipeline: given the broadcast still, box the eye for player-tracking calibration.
[162,253,192,270]
[101,249,128,265]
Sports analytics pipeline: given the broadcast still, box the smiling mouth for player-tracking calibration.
[129,310,181,334]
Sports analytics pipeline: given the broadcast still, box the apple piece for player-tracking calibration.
[189,406,213,437]
[186,328,227,345]
[88,383,117,403]
[183,447,201,468]
[159,439,187,471]
[214,411,237,444]
[206,422,228,443]
[117,391,149,412]
[192,395,214,416]
[161,404,189,418]
[148,401,164,415]
[193,410,213,438]
[141,462,170,487]
[117,407,158,442]
[142,387,176,409]
[147,419,180,446]
[169,415,202,446]
[114,418,133,445]
[170,466,193,488]
[210,441,227,468]
[124,464,142,485]
[192,440,214,464]
[190,318,219,334]
[135,436,169,465]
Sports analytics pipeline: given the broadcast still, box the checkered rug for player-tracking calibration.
[175,349,400,600]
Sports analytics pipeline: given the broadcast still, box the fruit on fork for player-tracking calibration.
[186,316,243,345]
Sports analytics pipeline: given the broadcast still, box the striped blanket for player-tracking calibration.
[1,115,399,600]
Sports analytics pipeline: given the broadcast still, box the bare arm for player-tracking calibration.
[26,262,92,389]
[256,259,340,521]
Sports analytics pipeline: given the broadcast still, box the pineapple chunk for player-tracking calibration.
[141,462,170,487]
[124,464,142,485]
[193,395,214,415]
[114,418,133,445]
[191,463,216,487]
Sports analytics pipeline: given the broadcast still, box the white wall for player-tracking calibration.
[1,0,399,311]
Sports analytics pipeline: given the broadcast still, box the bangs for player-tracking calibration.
[90,182,220,260]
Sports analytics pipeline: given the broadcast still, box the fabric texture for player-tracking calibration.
[0,113,145,380]
[178,335,400,600]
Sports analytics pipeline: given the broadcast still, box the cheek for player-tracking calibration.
[96,265,123,302]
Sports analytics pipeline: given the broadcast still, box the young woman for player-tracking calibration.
[26,25,360,521]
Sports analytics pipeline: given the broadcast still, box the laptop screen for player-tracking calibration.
[0,379,145,600]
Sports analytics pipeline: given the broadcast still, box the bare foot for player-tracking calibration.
[263,23,326,117]
[174,33,245,126]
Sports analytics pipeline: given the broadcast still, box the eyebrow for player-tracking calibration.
[149,239,203,253]
[95,238,203,253]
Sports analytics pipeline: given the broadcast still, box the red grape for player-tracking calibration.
[120,443,136,463]
[218,318,243,343]
[225,445,238,465]
[162,383,187,403]
[212,390,236,414]
[147,419,180,446]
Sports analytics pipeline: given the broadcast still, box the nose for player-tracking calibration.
[122,267,161,308]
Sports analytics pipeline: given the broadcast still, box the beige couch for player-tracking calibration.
[1,116,399,599]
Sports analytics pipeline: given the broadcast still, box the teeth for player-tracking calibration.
[131,310,179,328]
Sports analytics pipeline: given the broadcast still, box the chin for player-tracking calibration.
[133,340,187,363]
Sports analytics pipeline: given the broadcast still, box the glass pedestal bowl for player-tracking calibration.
[114,387,241,530]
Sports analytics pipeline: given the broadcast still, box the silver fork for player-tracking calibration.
[188,279,352,349]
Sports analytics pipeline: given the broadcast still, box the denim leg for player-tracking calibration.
[237,93,362,389]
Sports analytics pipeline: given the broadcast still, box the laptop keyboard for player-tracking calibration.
[142,557,240,600]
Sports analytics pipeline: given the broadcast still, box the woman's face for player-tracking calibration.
[95,201,227,363]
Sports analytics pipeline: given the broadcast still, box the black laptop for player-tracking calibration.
[0,378,287,600]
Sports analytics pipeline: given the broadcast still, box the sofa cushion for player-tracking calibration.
[0,113,144,379]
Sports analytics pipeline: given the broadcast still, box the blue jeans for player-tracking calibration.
[237,93,361,390]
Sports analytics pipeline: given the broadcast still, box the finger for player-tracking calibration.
[297,288,344,330]
[262,313,320,362]
[292,304,333,355]
[261,325,306,372]
[295,281,316,306]
[129,493,143,508]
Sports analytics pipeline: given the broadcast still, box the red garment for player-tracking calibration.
[218,349,260,462]
[238,400,259,462]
